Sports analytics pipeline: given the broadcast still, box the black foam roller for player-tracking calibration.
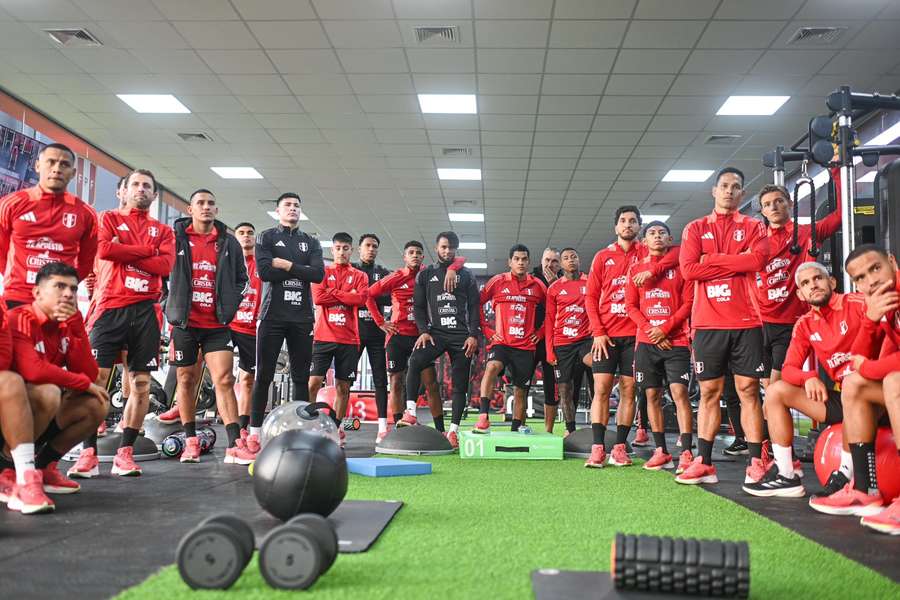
[613,533,750,598]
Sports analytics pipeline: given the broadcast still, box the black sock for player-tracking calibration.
[480,396,490,414]
[592,423,605,445]
[762,420,770,442]
[183,421,197,438]
[36,420,62,447]
[121,427,139,448]
[375,385,388,419]
[726,401,744,438]
[565,421,577,433]
[225,423,241,448]
[748,442,762,460]
[638,393,649,429]
[393,412,403,424]
[433,415,445,433]
[851,442,879,495]
[653,432,667,453]
[0,452,13,470]
[511,419,522,432]
[86,433,98,452]
[616,424,630,445]
[680,432,693,450]
[698,438,714,465]
[238,415,250,429]
[35,445,63,469]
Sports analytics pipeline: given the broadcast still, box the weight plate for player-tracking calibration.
[201,514,256,561]
[288,513,337,574]
[259,524,322,590]
[176,523,245,590]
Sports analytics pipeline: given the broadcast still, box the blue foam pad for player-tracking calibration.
[347,457,432,477]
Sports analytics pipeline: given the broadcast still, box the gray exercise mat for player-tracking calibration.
[250,499,403,553]
[531,570,734,600]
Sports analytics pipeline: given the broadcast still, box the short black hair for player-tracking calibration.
[190,188,214,202]
[560,247,578,255]
[845,244,890,269]
[436,231,459,248]
[39,143,75,162]
[234,222,255,231]
[126,168,157,193]
[404,240,423,251]
[332,232,353,245]
[715,166,745,186]
[615,205,641,225]
[117,176,127,190]
[359,233,380,246]
[509,243,530,259]
[36,262,78,285]
[643,220,671,236]
[276,192,301,206]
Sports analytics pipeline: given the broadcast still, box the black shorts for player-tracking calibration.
[762,322,794,377]
[592,336,636,377]
[230,330,256,373]
[486,344,535,388]
[553,338,592,384]
[693,328,765,381]
[311,341,359,382]
[824,389,843,425]
[386,334,417,374]
[170,326,233,367]
[634,343,692,390]
[89,300,161,372]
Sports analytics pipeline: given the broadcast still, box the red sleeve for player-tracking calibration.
[586,251,606,337]
[60,314,98,383]
[448,256,466,271]
[680,221,766,280]
[859,351,900,380]
[0,307,11,371]
[365,274,390,327]
[77,207,99,281]
[649,245,680,277]
[9,313,92,391]
[533,281,547,339]
[333,273,369,306]
[814,167,842,240]
[850,317,884,358]
[97,212,152,263]
[0,195,13,276]
[780,321,817,386]
[661,278,693,336]
[312,282,342,307]
[544,286,557,363]
[131,225,176,276]
[625,272,649,332]
[703,223,769,273]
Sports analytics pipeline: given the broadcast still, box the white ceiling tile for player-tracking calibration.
[349,73,415,94]
[323,20,402,48]
[247,21,331,49]
[477,49,545,73]
[0,0,88,20]
[269,50,343,74]
[58,47,147,73]
[668,74,740,95]
[533,131,588,145]
[714,0,803,19]
[238,95,304,112]
[393,0,471,18]
[482,146,531,158]
[173,21,259,49]
[284,74,352,95]
[300,95,362,113]
[821,51,898,76]
[697,21,783,49]
[605,74,674,94]
[731,74,805,95]
[549,20,628,48]
[313,0,394,19]
[532,146,582,158]
[215,128,275,144]
[545,49,616,73]
[0,21,54,50]
[635,0,718,19]
[796,0,887,20]
[474,0,553,19]
[423,114,479,129]
[638,131,696,145]
[530,157,578,170]
[585,131,644,145]
[374,129,429,144]
[478,95,539,114]
[358,94,419,113]
[220,75,290,95]
[407,48,475,73]
[197,50,275,74]
[337,49,409,73]
[413,73,477,93]
[131,50,211,74]
[180,95,248,113]
[475,20,550,48]
[478,74,541,94]
[100,20,188,49]
[597,95,662,114]
[255,114,317,128]
[541,73,607,94]
[591,115,652,131]
[583,146,636,158]
[614,50,689,73]
[647,115,710,131]
[152,0,240,19]
[481,131,534,145]
[233,0,316,19]
[367,113,425,128]
[480,115,535,130]
[483,157,529,169]
[657,96,722,115]
[538,95,599,114]
[681,50,763,74]
[623,20,706,49]
[75,0,165,20]
[751,50,835,75]
[554,0,636,19]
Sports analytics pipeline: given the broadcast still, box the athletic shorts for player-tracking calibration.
[230,330,256,373]
[89,300,162,372]
[592,336,635,377]
[762,322,794,377]
[824,389,843,425]
[553,338,592,384]
[311,341,359,382]
[692,328,765,381]
[386,334,416,374]
[633,343,692,390]
[486,344,535,388]
[170,326,233,367]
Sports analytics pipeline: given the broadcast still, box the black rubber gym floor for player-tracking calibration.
[1,424,896,599]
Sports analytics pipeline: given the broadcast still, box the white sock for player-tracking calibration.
[11,443,35,484]
[449,423,459,433]
[839,450,853,478]
[249,426,261,437]
[406,401,416,413]
[773,443,793,477]
[378,417,387,432]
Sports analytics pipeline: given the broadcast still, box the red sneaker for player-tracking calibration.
[40,461,81,494]
[643,447,673,471]
[68,447,100,479]
[632,427,650,447]
[744,457,770,484]
[675,450,693,475]
[608,443,633,467]
[158,404,180,424]
[240,428,249,442]
[111,446,142,477]
[584,444,606,468]
[96,421,107,437]
[7,470,54,514]
[860,497,900,535]
[180,436,201,463]
[396,411,417,428]
[793,459,805,479]
[225,438,256,465]
[675,457,719,485]
[0,468,15,503]
[808,484,884,516]
[246,433,261,454]
[472,413,491,434]
[338,428,346,449]
[444,430,459,449]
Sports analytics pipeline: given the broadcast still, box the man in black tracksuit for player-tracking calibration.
[352,234,391,436]
[248,193,324,443]
[406,231,480,449]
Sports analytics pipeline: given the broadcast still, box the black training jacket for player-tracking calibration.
[256,225,324,323]
[166,217,248,328]
[353,260,391,338]
[413,260,481,339]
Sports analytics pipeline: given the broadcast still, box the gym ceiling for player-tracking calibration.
[1,0,900,270]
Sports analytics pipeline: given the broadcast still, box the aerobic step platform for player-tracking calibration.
[347,457,432,477]
[459,430,563,460]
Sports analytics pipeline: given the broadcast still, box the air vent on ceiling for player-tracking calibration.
[414,26,460,44]
[452,199,476,206]
[786,26,847,46]
[177,132,214,143]
[44,28,102,47]
[442,147,472,157]
[705,134,743,145]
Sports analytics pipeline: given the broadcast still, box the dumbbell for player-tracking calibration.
[259,513,338,590]
[176,513,255,590]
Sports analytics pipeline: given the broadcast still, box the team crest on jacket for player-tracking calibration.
[299,242,308,252]
[148,226,158,237]
[733,229,744,242]
[62,213,77,228]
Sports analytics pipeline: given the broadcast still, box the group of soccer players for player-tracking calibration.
[0,143,898,536]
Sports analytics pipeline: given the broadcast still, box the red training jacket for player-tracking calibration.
[544,273,590,363]
[8,303,98,391]
[313,263,369,345]
[0,186,98,303]
[625,256,693,347]
[186,225,220,329]
[849,273,900,380]
[0,302,11,371]
[230,253,262,336]
[680,211,769,330]
[480,272,546,351]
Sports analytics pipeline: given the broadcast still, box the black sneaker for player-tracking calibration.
[724,437,749,456]
[742,465,805,498]
[813,470,850,498]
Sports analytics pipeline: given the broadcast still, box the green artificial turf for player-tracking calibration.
[118,440,897,600]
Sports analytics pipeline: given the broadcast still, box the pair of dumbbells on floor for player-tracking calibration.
[177,512,338,590]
